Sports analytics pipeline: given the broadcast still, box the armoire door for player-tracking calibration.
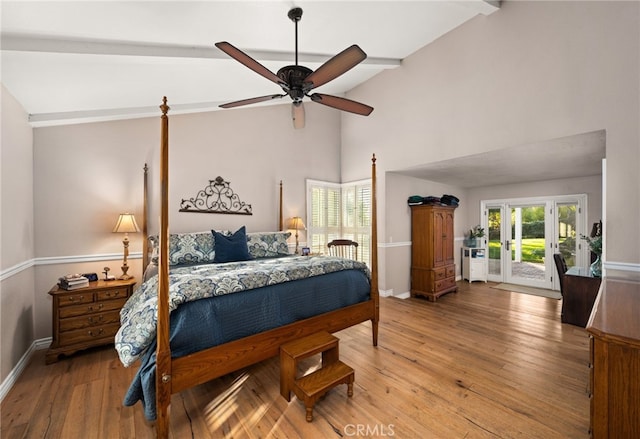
[432,209,446,267]
[443,210,455,264]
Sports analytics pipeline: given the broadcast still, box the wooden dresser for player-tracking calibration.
[46,278,136,364]
[410,204,457,301]
[586,277,640,438]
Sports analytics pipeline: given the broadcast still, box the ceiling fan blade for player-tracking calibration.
[219,94,285,109]
[304,45,367,90]
[309,93,373,116]
[215,41,284,86]
[292,102,305,129]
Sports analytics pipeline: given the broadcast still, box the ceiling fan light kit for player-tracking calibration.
[292,101,305,129]
[215,7,373,129]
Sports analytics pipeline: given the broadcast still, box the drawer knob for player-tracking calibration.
[68,295,84,302]
[87,304,104,312]
[88,315,104,324]
[105,291,120,297]
[88,328,104,337]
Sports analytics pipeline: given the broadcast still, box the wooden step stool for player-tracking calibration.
[280,331,355,422]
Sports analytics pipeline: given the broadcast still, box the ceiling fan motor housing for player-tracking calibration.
[277,65,312,101]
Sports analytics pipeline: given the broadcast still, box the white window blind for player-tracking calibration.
[306,179,372,266]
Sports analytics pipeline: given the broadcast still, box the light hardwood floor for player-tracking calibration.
[1,281,591,438]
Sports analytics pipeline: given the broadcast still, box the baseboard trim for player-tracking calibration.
[0,337,51,403]
[379,289,394,297]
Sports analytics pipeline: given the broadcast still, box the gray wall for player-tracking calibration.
[29,103,342,341]
[1,85,35,383]
[0,100,342,385]
[342,1,638,294]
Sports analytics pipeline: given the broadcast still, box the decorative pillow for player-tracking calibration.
[148,230,230,267]
[168,231,217,265]
[213,226,252,263]
[247,231,292,258]
[142,261,158,282]
[147,235,159,266]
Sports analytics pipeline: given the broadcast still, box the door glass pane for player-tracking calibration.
[557,203,577,268]
[509,205,546,283]
[488,208,502,277]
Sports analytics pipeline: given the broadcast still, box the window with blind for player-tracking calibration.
[306,179,372,266]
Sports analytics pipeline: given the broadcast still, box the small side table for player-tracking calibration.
[46,278,135,364]
[462,247,488,283]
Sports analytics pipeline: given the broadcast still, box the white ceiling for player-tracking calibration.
[0,1,605,187]
[1,0,500,126]
[392,130,606,188]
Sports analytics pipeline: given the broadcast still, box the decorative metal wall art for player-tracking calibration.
[179,176,252,215]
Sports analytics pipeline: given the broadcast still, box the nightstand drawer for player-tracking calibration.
[59,310,121,332]
[58,293,94,307]
[59,298,128,319]
[58,323,120,346]
[97,287,129,301]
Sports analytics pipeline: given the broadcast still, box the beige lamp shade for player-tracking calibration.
[113,213,140,233]
[287,216,306,231]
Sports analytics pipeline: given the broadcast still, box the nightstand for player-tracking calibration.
[46,278,136,364]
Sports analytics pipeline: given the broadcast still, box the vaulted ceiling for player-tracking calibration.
[1,0,500,126]
[1,2,606,187]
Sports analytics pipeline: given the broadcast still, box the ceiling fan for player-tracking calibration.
[215,7,374,129]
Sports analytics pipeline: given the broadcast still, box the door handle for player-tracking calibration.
[505,241,511,251]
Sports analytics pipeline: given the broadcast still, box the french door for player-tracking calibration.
[482,195,587,290]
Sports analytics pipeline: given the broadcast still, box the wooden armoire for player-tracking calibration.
[410,204,457,301]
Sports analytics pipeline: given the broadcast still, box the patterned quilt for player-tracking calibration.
[115,255,370,367]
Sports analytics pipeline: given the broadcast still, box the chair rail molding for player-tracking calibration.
[0,252,143,281]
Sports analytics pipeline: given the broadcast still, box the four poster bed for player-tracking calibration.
[114,98,379,438]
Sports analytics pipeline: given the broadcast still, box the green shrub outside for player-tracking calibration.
[488,237,574,264]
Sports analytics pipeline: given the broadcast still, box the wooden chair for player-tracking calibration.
[327,239,359,261]
[553,253,568,295]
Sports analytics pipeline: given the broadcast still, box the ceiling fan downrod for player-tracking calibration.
[288,7,303,66]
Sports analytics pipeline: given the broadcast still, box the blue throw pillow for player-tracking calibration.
[212,226,252,263]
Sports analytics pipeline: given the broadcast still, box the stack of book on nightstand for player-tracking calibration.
[58,274,89,290]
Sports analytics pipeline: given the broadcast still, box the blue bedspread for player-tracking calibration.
[116,256,371,420]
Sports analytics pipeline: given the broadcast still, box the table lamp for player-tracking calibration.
[113,213,140,280]
[287,216,306,254]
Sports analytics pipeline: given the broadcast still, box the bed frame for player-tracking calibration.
[150,98,379,438]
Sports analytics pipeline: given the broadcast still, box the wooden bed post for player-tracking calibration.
[279,180,283,231]
[156,97,171,439]
[370,154,379,346]
[142,163,149,271]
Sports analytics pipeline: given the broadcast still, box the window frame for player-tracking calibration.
[306,178,372,266]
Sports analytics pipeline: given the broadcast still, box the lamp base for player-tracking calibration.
[119,263,132,280]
